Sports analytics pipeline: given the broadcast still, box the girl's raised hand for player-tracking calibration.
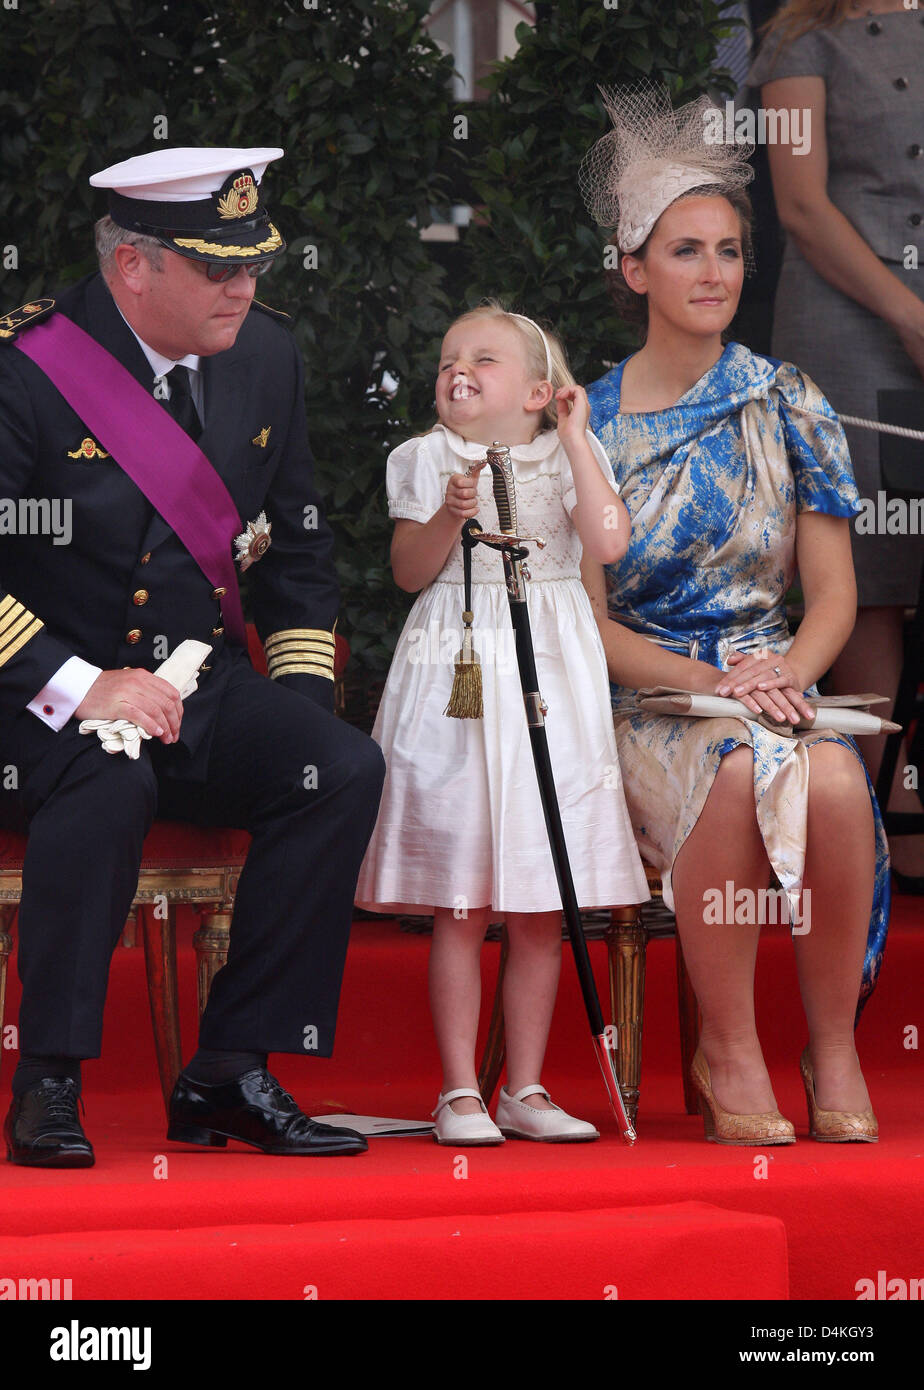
[555,384,590,445]
[444,461,485,523]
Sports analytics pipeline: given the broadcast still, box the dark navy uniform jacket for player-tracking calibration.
[0,273,339,776]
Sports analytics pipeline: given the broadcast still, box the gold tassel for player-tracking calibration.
[444,612,483,719]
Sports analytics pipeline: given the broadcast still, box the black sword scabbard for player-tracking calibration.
[507,595,607,1037]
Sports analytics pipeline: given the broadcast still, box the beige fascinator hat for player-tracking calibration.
[579,83,755,253]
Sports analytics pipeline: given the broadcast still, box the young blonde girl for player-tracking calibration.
[356,303,648,1144]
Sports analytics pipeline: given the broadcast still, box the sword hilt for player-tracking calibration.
[466,442,518,536]
[485,441,516,535]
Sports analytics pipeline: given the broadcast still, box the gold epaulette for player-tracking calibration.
[0,595,43,667]
[264,627,335,681]
[0,299,56,343]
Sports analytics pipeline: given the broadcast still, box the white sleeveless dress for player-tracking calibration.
[355,424,649,915]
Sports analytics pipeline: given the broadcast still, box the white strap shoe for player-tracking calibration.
[431,1088,505,1146]
[495,1084,600,1142]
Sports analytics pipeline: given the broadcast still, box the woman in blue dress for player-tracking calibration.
[579,85,886,1144]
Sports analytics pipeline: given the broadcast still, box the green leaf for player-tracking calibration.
[339,133,374,155]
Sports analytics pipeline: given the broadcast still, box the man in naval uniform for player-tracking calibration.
[0,148,385,1165]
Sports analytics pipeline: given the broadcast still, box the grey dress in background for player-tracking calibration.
[748,11,924,605]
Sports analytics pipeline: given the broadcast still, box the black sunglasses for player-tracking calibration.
[201,260,273,284]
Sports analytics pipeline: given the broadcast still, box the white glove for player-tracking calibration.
[78,639,213,758]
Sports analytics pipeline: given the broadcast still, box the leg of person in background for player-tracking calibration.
[830,606,922,878]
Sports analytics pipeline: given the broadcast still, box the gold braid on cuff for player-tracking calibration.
[0,595,43,668]
[264,627,336,681]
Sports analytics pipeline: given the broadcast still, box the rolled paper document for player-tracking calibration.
[79,638,213,758]
[635,688,901,737]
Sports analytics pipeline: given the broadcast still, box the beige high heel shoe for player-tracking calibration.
[690,1048,795,1145]
[799,1048,878,1143]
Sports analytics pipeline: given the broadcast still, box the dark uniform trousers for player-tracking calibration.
[0,647,385,1060]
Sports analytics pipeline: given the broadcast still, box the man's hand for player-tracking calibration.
[75,669,184,743]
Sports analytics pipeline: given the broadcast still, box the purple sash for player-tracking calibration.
[17,314,247,645]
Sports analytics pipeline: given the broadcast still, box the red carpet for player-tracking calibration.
[1,898,921,1302]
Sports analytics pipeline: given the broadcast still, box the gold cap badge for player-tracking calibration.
[251,426,272,449]
[217,172,258,220]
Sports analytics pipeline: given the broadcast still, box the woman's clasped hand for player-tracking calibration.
[715,651,815,725]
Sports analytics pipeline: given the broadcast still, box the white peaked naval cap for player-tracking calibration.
[90,148,284,200]
[90,147,287,265]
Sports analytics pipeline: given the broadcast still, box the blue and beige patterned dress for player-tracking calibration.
[587,343,888,1006]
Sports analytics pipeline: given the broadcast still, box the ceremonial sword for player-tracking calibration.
[461,442,637,1145]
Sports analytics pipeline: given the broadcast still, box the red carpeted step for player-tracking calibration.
[1,906,921,1300]
[0,1201,788,1301]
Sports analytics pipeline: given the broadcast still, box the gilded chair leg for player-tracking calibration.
[607,906,646,1127]
[676,938,701,1114]
[139,902,182,1115]
[476,925,508,1105]
[0,905,14,1088]
[193,910,231,1018]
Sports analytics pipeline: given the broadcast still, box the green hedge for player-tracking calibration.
[0,0,733,680]
[463,0,735,385]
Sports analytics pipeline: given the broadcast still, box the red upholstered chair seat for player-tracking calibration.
[0,832,27,869]
[2,824,252,868]
[139,821,251,868]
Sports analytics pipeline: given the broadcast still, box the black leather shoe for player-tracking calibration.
[167,1068,368,1156]
[5,1077,95,1167]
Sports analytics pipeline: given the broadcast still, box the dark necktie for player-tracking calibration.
[163,365,201,442]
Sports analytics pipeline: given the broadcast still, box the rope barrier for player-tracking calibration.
[839,414,924,443]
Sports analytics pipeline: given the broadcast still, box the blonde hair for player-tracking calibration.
[446,299,575,431]
[761,0,855,50]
